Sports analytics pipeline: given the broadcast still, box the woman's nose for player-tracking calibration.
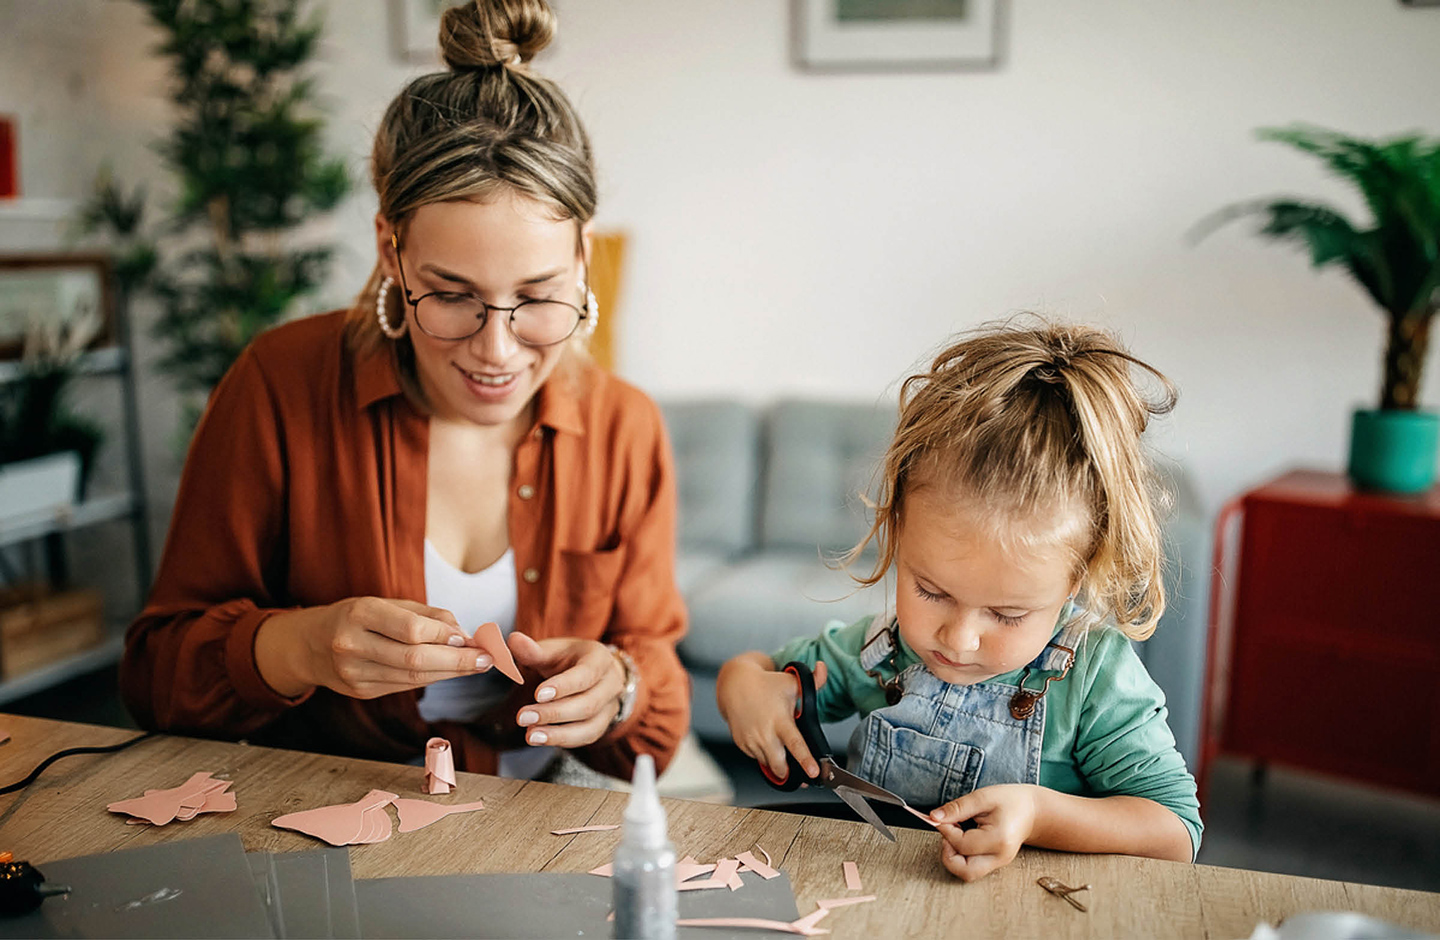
[468,309,518,362]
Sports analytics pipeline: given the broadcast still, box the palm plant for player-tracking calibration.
[1210,125,1440,411]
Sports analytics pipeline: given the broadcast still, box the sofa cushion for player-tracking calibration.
[678,552,890,670]
[760,399,894,554]
[660,400,760,556]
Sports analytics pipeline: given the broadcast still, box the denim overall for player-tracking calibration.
[848,617,1086,808]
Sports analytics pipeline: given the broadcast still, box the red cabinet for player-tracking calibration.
[1201,469,1440,801]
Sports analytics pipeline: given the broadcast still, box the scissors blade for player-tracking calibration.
[823,764,909,808]
[833,786,896,842]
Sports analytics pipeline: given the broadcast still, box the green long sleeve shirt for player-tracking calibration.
[773,615,1203,858]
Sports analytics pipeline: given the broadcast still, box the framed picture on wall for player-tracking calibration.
[391,0,466,62]
[0,255,115,360]
[792,0,1007,72]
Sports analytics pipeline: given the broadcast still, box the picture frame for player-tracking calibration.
[391,0,466,63]
[0,255,115,360]
[792,0,1007,72]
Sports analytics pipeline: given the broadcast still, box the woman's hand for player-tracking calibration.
[508,633,627,749]
[256,597,489,699]
[930,784,1041,882]
[716,652,828,784]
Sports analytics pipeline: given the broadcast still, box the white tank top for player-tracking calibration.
[418,541,554,779]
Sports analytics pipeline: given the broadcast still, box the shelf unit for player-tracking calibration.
[0,275,152,705]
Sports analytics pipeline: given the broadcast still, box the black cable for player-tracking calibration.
[0,731,156,795]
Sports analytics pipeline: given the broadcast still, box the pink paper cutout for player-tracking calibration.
[107,772,236,826]
[678,881,728,892]
[393,798,486,833]
[817,895,875,910]
[676,859,717,883]
[424,737,457,795]
[589,863,613,876]
[736,851,780,880]
[272,789,397,846]
[675,916,829,936]
[755,844,774,869]
[903,804,941,828]
[792,907,833,933]
[469,621,523,683]
[550,824,620,835]
[842,861,861,891]
[712,857,743,891]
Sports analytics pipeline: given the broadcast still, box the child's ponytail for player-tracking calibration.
[849,316,1177,640]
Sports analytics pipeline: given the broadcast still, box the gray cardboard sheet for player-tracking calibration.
[355,870,802,940]
[248,847,361,939]
[0,833,275,939]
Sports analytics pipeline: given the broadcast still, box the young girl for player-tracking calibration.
[717,319,1201,882]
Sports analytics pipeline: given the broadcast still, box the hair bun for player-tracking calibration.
[439,0,556,72]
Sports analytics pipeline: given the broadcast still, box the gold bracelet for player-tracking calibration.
[605,644,638,728]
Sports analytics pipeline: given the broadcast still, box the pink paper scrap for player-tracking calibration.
[551,824,620,835]
[817,895,876,910]
[469,621,523,683]
[424,737,457,795]
[675,915,829,937]
[755,844,774,869]
[107,772,236,826]
[843,860,862,891]
[272,789,397,847]
[393,798,486,833]
[735,851,780,880]
[904,804,941,828]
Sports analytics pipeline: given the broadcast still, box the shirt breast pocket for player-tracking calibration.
[552,546,627,638]
[855,714,985,809]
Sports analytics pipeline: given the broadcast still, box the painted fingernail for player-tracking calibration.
[447,636,465,647]
[518,710,539,726]
[536,687,556,702]
[528,731,548,745]
[475,654,492,670]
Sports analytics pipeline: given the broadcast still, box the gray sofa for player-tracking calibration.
[658,398,1211,770]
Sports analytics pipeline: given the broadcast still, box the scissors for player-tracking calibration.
[760,660,912,842]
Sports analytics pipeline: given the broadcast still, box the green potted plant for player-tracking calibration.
[1208,124,1440,494]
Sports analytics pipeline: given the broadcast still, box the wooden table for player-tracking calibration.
[2,714,1437,939]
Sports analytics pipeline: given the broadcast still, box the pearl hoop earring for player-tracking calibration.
[582,280,599,339]
[376,276,406,339]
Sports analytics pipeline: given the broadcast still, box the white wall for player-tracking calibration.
[3,0,1440,530]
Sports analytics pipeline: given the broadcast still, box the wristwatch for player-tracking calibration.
[605,644,638,728]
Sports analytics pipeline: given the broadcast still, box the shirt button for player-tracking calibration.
[518,484,535,500]
[522,567,540,584]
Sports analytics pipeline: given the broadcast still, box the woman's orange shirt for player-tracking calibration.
[121,311,690,777]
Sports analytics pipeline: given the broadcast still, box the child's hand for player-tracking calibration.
[716,653,829,784]
[930,784,1040,882]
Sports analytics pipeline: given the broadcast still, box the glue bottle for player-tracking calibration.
[611,754,677,940]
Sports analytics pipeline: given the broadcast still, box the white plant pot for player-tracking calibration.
[0,451,82,525]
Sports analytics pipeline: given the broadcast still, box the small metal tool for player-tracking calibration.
[1037,876,1090,912]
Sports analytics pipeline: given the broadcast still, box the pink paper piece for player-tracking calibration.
[393,798,486,833]
[842,861,861,892]
[817,895,876,910]
[755,844,774,869]
[903,804,941,828]
[469,621,523,683]
[424,737,457,795]
[272,789,397,846]
[736,851,780,880]
[551,824,620,835]
[675,916,829,936]
[107,772,235,826]
[706,857,743,891]
[589,863,613,876]
[792,908,833,933]
[676,859,717,883]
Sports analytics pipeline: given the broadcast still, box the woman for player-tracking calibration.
[120,0,689,779]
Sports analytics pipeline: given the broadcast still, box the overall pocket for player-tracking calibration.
[855,714,985,809]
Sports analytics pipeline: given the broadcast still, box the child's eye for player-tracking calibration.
[912,582,947,602]
[991,610,1026,627]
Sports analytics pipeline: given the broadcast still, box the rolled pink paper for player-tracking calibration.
[424,737,457,795]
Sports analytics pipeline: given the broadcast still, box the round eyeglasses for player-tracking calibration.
[391,237,590,346]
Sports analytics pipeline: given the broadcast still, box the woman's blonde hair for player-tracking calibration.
[850,316,1178,640]
[345,0,596,403]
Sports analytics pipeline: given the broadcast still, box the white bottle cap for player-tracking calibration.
[623,754,669,850]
